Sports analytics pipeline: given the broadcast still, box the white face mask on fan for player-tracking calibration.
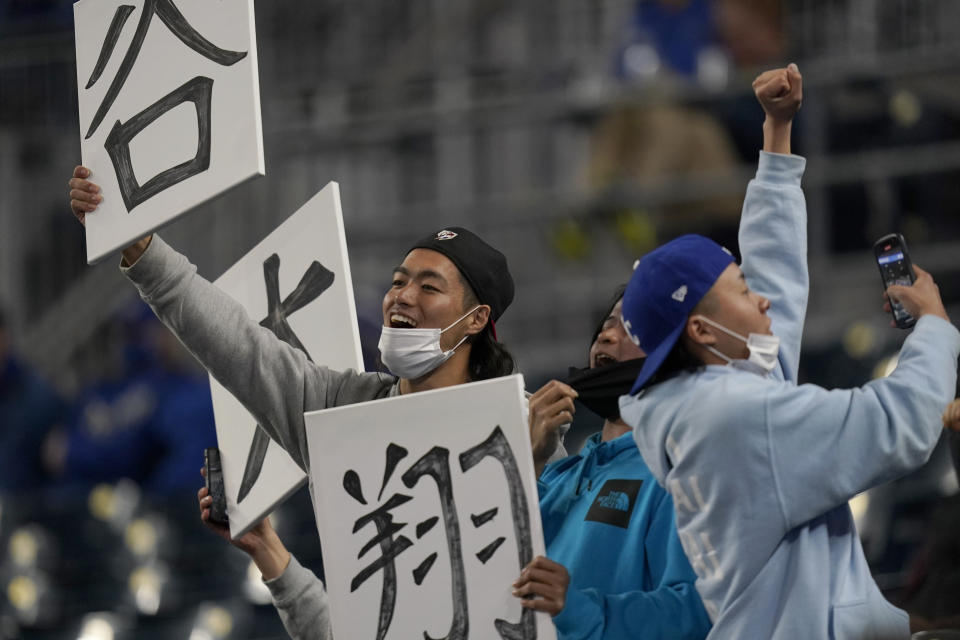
[695,315,780,376]
[378,307,479,379]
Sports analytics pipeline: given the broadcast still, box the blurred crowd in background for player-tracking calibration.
[2,0,960,638]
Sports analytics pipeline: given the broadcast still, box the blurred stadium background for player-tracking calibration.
[1,0,959,638]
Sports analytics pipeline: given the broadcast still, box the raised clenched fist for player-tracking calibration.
[753,63,803,124]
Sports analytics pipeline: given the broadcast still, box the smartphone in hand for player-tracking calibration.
[873,233,917,329]
[204,447,229,526]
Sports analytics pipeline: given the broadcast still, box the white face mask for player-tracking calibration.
[378,306,480,379]
[695,315,780,376]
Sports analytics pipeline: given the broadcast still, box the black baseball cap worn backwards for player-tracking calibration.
[407,227,515,340]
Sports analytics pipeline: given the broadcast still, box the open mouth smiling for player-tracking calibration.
[389,313,418,329]
[594,353,618,368]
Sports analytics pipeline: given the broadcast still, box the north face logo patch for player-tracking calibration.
[585,479,644,529]
[596,490,630,511]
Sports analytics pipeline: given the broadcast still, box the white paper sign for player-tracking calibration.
[306,375,556,640]
[210,183,363,538]
[74,0,264,263]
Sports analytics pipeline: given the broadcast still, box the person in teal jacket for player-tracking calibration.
[619,65,959,638]
[514,289,711,639]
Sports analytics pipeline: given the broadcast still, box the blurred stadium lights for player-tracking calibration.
[695,46,730,91]
[88,480,141,531]
[938,461,960,496]
[5,570,57,628]
[842,321,878,360]
[124,515,169,560]
[6,574,39,623]
[872,351,900,379]
[127,562,170,616]
[889,89,923,128]
[8,524,56,572]
[75,612,125,640]
[8,528,39,569]
[189,603,235,640]
[242,559,272,605]
[621,41,660,81]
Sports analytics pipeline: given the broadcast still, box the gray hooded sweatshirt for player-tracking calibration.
[121,235,564,639]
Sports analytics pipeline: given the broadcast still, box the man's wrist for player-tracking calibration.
[120,234,153,267]
[920,307,950,323]
[253,546,291,581]
[249,528,292,580]
[762,118,793,155]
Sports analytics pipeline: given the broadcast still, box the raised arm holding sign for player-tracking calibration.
[73,0,264,264]
[68,164,571,636]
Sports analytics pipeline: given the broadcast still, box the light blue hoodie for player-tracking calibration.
[620,151,960,639]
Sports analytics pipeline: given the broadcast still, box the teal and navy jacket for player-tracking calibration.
[539,431,711,640]
[621,151,960,638]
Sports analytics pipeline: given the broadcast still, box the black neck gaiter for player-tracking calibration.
[564,357,646,420]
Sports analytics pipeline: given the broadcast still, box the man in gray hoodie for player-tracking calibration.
[68,176,554,637]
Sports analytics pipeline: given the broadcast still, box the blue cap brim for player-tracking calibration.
[628,320,687,395]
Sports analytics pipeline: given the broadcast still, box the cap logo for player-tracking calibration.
[436,230,458,240]
[671,285,688,302]
[622,316,641,346]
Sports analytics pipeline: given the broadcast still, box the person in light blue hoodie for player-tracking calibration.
[618,64,960,639]
[512,288,711,639]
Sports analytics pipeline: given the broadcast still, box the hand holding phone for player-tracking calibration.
[204,448,229,526]
[884,265,950,325]
[874,234,950,327]
[874,233,917,329]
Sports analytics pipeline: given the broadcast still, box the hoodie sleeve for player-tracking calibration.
[764,315,960,529]
[738,151,808,383]
[120,235,390,471]
[264,554,334,640]
[551,492,711,640]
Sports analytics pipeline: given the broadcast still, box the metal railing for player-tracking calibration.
[2,0,960,387]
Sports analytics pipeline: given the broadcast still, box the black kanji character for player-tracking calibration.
[401,447,469,640]
[346,444,413,640]
[460,426,536,640]
[84,0,248,209]
[236,255,335,503]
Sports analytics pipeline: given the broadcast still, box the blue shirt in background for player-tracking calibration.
[539,431,711,640]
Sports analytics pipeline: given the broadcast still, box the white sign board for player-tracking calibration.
[306,375,556,640]
[210,183,364,538]
[74,0,264,263]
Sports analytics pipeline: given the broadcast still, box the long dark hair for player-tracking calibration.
[459,274,516,380]
[467,326,516,380]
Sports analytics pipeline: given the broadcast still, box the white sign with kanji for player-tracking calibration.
[209,183,364,539]
[74,0,264,263]
[306,374,557,640]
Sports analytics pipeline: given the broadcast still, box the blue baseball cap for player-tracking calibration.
[621,234,735,394]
